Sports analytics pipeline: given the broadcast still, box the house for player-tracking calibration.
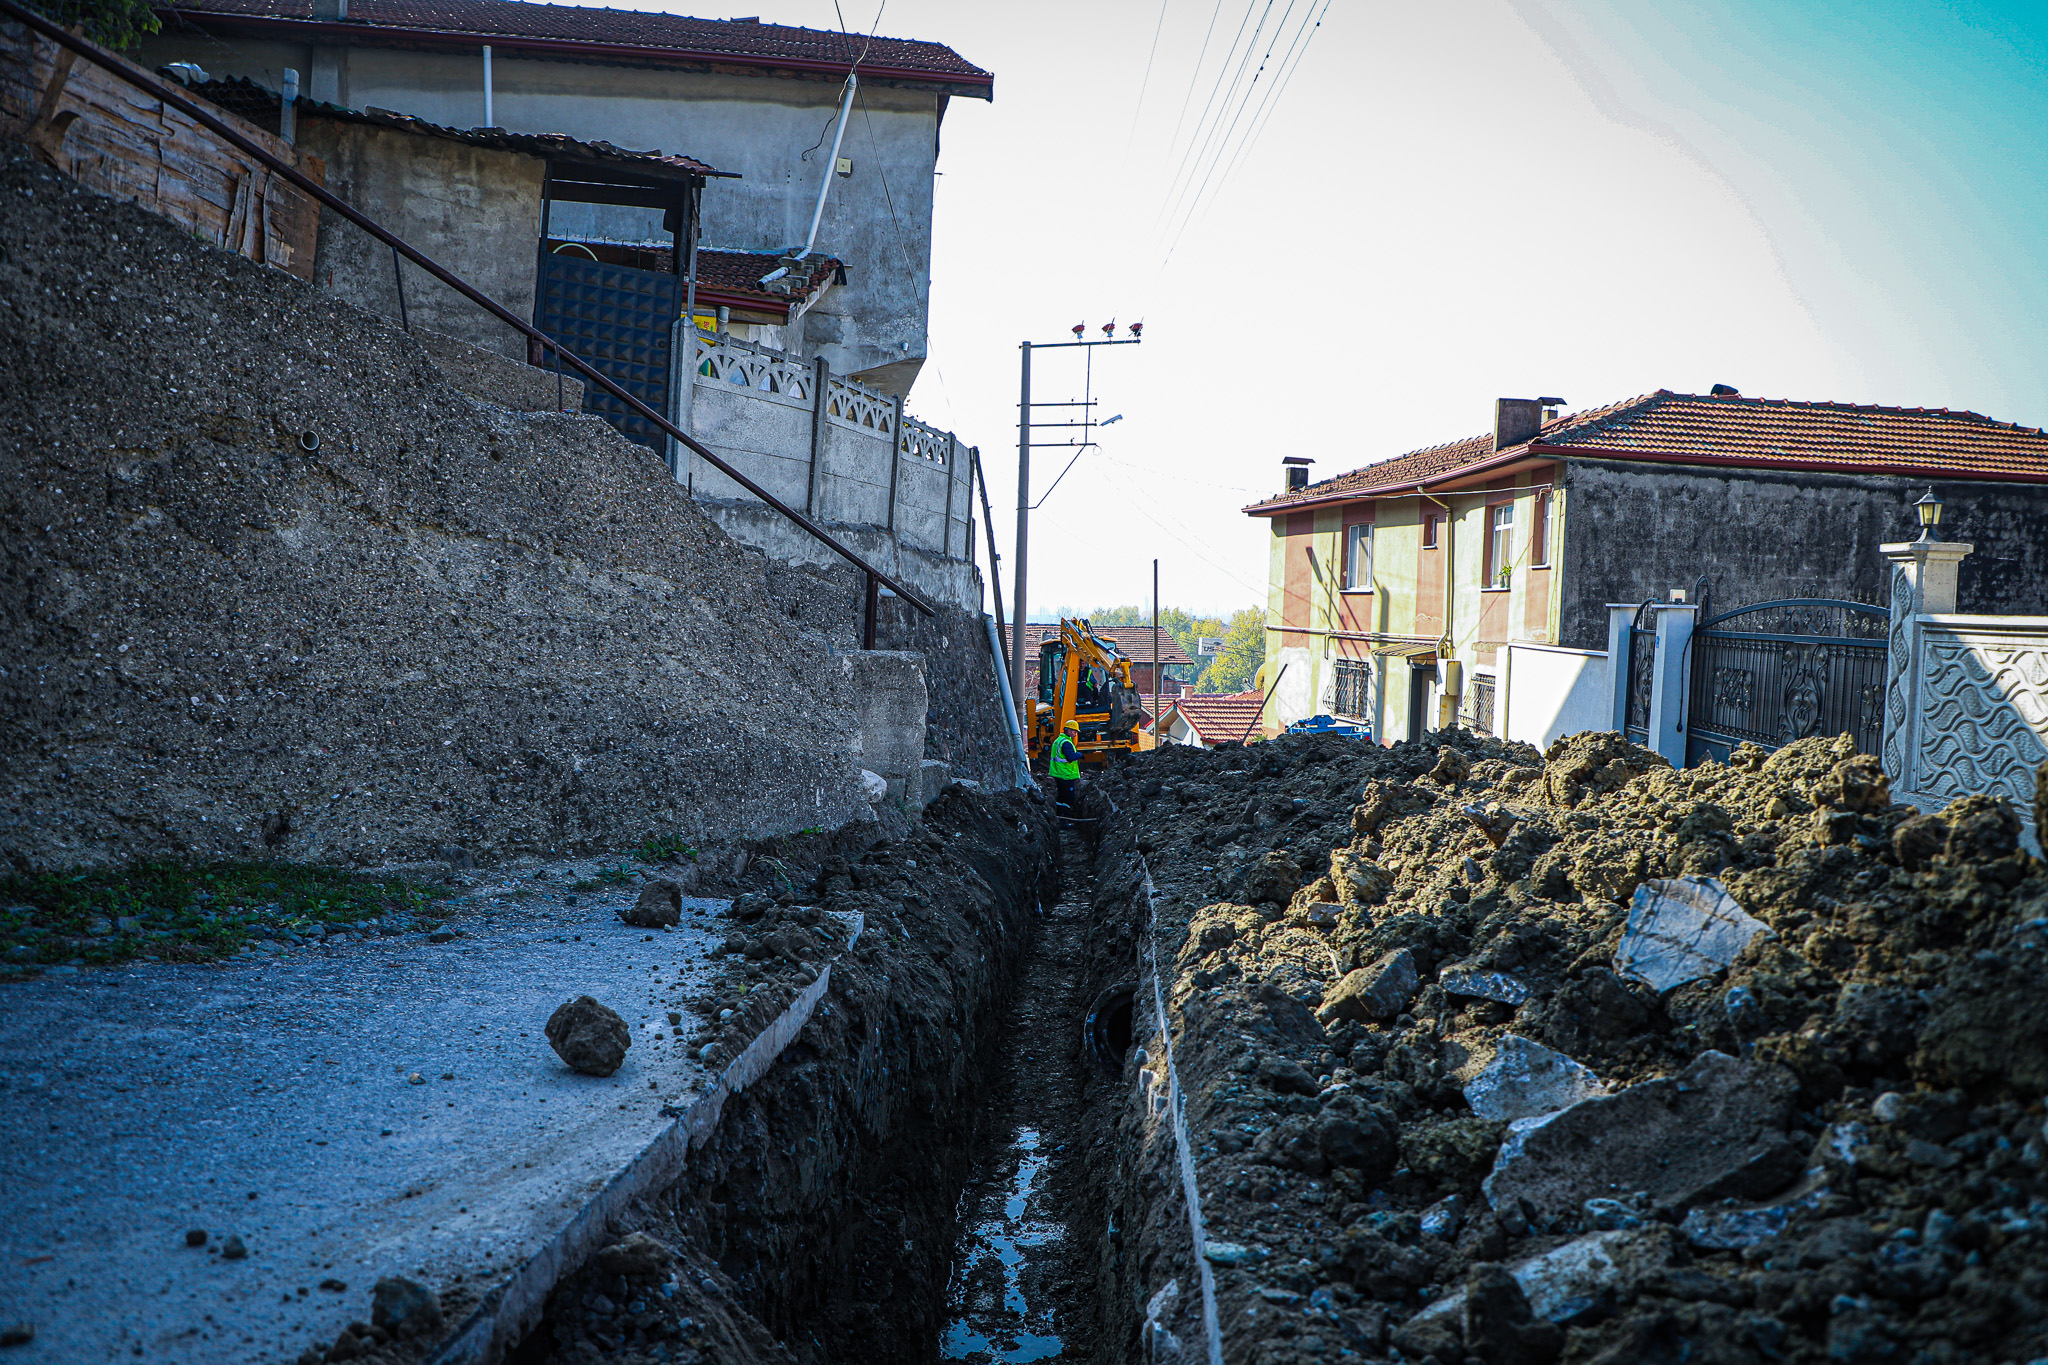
[141,0,992,396]
[1243,390,2048,748]
[1157,692,1266,748]
[999,624,1199,701]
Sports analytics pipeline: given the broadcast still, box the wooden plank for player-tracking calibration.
[0,20,323,279]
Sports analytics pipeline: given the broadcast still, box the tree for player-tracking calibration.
[28,0,159,50]
[1203,608,1267,693]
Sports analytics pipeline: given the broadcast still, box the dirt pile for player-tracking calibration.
[1094,727,2048,1364]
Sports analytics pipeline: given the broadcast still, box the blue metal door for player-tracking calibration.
[535,252,677,451]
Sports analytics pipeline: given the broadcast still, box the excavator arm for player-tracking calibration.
[1026,620,1145,771]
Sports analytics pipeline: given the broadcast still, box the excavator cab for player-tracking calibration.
[1028,621,1144,770]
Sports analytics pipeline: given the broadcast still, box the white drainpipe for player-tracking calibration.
[801,73,857,257]
[482,45,493,127]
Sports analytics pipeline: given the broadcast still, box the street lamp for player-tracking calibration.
[1914,487,1944,541]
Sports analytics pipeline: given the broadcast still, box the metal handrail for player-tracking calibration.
[0,0,935,618]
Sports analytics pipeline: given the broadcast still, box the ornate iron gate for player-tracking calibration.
[535,252,678,451]
[1684,598,1887,766]
[1623,602,1657,747]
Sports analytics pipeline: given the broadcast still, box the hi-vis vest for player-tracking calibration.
[1050,734,1080,779]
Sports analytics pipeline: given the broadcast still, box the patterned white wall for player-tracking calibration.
[1890,613,2048,849]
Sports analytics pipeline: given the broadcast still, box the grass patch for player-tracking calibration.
[571,864,636,893]
[635,834,698,864]
[0,861,448,969]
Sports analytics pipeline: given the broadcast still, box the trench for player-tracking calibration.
[499,789,1149,1365]
[935,837,1105,1363]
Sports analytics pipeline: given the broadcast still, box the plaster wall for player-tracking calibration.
[297,116,542,359]
[1556,461,2048,651]
[1502,643,1610,751]
[696,502,981,613]
[137,34,943,390]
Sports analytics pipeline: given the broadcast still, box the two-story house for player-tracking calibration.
[1244,390,2048,747]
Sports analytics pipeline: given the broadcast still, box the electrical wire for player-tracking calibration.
[1158,0,1303,257]
[1153,0,1284,242]
[1164,0,1331,260]
[1120,0,1175,165]
[1149,0,1267,236]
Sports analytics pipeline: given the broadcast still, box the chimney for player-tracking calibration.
[1494,398,1543,451]
[1180,685,1192,699]
[1282,455,1314,492]
[313,0,346,17]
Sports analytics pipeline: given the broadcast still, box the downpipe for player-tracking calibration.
[985,612,1034,789]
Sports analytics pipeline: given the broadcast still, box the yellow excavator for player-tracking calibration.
[1026,619,1149,770]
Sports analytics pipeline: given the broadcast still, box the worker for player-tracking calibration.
[1050,719,1081,811]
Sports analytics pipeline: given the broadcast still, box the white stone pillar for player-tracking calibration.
[1880,540,1973,795]
[1605,604,1636,734]
[1646,604,1698,768]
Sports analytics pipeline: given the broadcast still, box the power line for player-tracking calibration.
[1150,0,1267,237]
[1162,0,1328,261]
[1154,0,1287,243]
[1121,0,1175,165]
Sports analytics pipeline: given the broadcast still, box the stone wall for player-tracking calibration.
[1558,459,2048,650]
[0,139,893,872]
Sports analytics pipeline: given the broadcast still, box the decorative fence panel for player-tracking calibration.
[1684,599,1887,767]
[694,333,814,409]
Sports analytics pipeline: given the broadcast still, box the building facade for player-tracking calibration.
[1245,391,2048,746]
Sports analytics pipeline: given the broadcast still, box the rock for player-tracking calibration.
[1429,746,1472,785]
[1460,802,1519,848]
[371,1276,444,1339]
[1816,754,1890,813]
[1407,1227,1677,1331]
[1420,1196,1463,1239]
[435,845,476,871]
[1316,1105,1398,1177]
[595,1231,674,1279]
[1317,949,1418,1025]
[1304,901,1344,928]
[1944,793,2022,863]
[730,892,773,922]
[860,768,887,805]
[918,759,952,808]
[426,929,456,943]
[0,1323,32,1347]
[1462,1262,1565,1365]
[220,1234,247,1260]
[1463,1035,1608,1123]
[1329,849,1392,906]
[1891,812,1947,870]
[184,1228,207,1247]
[1240,850,1302,907]
[1611,876,1772,993]
[620,880,682,929]
[1256,1055,1319,1096]
[1439,963,1531,1005]
[1483,1050,1802,1223]
[1201,1240,1266,1266]
[544,995,633,1077]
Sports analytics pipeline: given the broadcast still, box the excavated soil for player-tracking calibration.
[1091,727,2048,1365]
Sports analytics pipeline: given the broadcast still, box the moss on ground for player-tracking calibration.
[0,861,448,970]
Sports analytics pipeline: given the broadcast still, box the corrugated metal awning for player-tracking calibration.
[1371,642,1438,659]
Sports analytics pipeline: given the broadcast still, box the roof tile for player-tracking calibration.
[1248,391,2048,514]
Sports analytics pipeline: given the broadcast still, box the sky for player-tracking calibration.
[586,0,2048,619]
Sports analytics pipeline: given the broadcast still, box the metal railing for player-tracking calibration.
[0,0,935,632]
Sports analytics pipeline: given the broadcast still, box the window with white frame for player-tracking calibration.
[1343,523,1373,591]
[1531,489,1552,566]
[1486,502,1514,587]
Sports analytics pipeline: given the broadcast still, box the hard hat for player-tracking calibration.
[1063,720,1079,732]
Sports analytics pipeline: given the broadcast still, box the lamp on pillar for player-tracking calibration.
[1913,488,1944,541]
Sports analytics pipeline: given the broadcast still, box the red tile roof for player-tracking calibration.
[1162,692,1266,745]
[1246,391,2048,515]
[999,624,1195,667]
[160,0,993,94]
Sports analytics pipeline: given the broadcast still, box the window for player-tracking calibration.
[1343,523,1373,591]
[1422,514,1438,549]
[1458,673,1497,735]
[1485,502,1514,587]
[1334,658,1372,720]
[1531,489,1552,566]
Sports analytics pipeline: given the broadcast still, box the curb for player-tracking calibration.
[427,910,865,1365]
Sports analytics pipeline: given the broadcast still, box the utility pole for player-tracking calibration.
[1152,558,1161,748]
[1006,326,1143,741]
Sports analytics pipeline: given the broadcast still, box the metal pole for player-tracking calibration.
[1009,339,1033,739]
[862,572,879,650]
[391,245,409,331]
[0,0,939,619]
[971,447,1011,652]
[1152,557,1160,745]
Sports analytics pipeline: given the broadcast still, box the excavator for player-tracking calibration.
[1026,619,1149,770]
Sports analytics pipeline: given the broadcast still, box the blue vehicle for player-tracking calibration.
[1286,714,1371,740]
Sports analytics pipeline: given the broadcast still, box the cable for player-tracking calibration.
[1150,0,1266,236]
[1164,0,1330,260]
[1154,0,1286,241]
[1120,0,1175,165]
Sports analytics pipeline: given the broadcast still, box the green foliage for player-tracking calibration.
[1204,607,1268,693]
[1062,604,1244,692]
[635,833,698,864]
[0,861,441,968]
[26,0,160,51]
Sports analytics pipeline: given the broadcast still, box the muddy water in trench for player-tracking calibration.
[937,846,1100,1363]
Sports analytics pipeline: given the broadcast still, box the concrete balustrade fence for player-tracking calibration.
[673,329,978,611]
